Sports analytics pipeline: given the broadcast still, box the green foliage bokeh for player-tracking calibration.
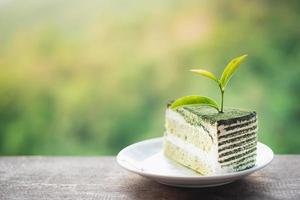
[0,0,299,155]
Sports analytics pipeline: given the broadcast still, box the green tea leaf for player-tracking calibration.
[190,69,219,83]
[220,54,247,90]
[170,95,219,111]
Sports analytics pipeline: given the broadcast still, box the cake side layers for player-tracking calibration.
[217,113,258,171]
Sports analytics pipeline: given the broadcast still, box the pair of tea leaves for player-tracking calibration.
[170,54,248,112]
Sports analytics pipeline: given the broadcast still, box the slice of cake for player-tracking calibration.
[164,105,258,175]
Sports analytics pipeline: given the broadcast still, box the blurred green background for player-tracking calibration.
[0,0,299,155]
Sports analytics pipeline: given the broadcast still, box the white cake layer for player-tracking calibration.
[164,133,232,174]
[165,132,256,166]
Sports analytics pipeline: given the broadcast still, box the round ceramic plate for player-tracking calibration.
[116,137,274,188]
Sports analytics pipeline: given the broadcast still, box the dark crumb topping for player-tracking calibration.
[174,105,256,124]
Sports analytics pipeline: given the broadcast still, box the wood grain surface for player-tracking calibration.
[0,156,299,200]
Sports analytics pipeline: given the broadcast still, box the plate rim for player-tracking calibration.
[116,137,274,180]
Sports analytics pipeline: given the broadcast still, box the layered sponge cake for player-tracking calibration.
[164,105,258,175]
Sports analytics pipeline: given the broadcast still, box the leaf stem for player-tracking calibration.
[220,90,224,113]
[218,83,224,113]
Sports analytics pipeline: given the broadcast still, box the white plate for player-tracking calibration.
[116,137,274,188]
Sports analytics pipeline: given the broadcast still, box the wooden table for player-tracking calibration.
[0,156,299,200]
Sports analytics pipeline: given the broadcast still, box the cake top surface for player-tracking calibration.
[173,105,256,124]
